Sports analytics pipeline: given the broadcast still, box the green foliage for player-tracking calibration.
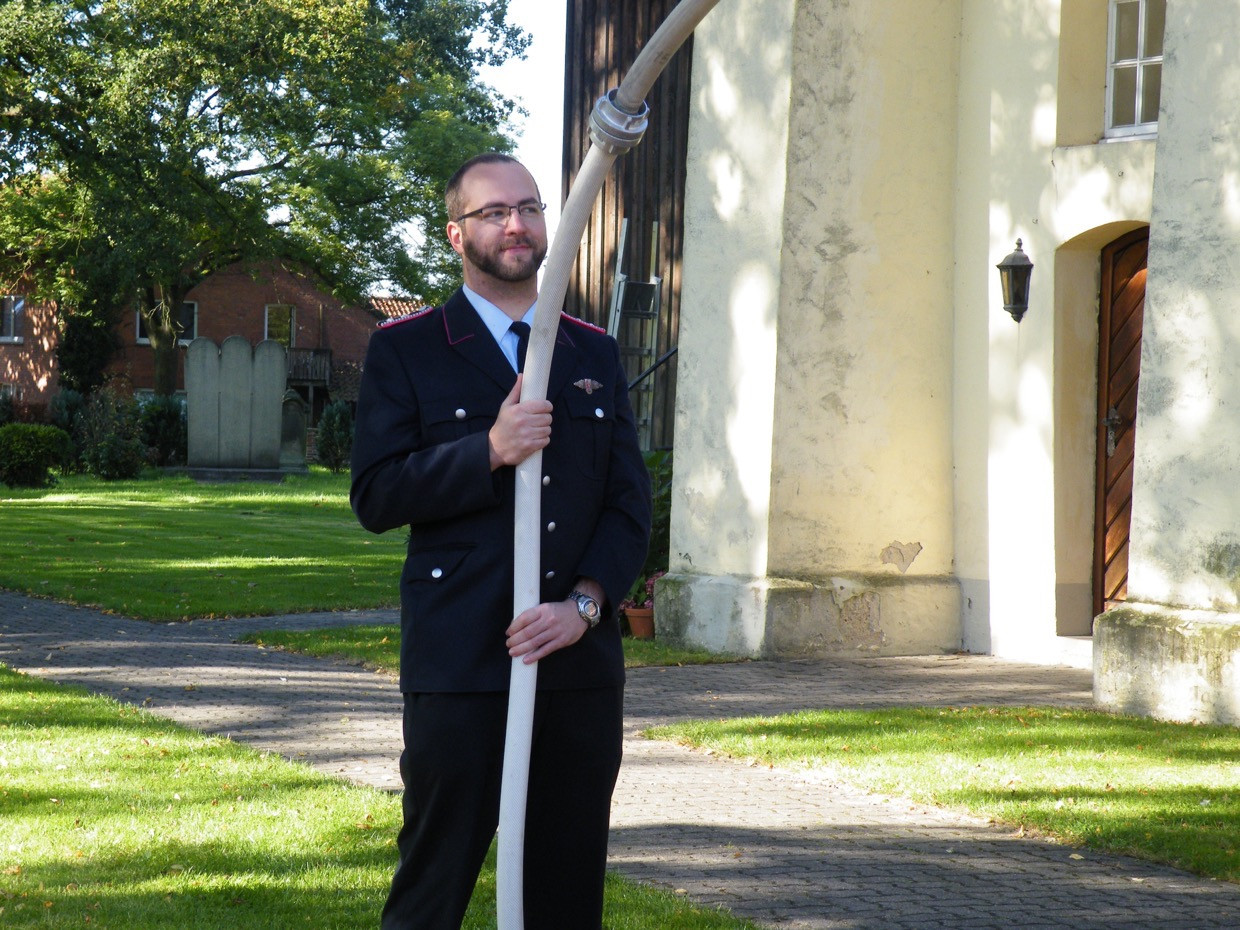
[0,422,72,487]
[48,387,84,433]
[77,386,145,480]
[316,399,354,472]
[0,0,524,389]
[48,387,86,470]
[57,310,119,394]
[624,449,673,605]
[139,393,187,467]
[645,449,673,576]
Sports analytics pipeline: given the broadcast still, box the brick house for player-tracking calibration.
[1,260,417,424]
[0,292,59,420]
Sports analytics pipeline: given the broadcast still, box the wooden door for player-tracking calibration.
[1094,227,1148,616]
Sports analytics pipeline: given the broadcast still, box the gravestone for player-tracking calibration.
[279,389,308,472]
[218,336,255,467]
[251,341,287,468]
[185,337,290,474]
[186,339,221,467]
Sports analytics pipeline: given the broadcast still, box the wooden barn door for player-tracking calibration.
[1094,227,1149,617]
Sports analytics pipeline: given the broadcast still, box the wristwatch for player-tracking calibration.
[569,590,601,630]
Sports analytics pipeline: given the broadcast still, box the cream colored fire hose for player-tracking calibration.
[498,1,724,926]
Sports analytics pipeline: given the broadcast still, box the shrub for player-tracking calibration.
[139,394,187,466]
[0,423,73,488]
[50,388,85,433]
[49,388,87,470]
[620,449,673,607]
[78,387,145,480]
[316,400,353,473]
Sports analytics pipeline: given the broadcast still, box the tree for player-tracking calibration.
[316,398,353,472]
[0,0,525,395]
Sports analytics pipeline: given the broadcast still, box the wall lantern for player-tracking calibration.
[996,239,1034,323]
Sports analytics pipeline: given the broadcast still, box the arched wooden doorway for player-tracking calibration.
[1094,227,1148,617]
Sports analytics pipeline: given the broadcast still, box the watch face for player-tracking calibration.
[576,593,600,623]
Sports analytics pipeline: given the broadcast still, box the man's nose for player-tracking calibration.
[503,208,530,231]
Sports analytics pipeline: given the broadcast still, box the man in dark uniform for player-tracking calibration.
[350,152,651,929]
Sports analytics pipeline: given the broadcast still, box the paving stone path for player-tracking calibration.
[2,590,1238,929]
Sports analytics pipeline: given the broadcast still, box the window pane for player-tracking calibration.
[1111,66,1137,126]
[1144,0,1166,57]
[176,302,196,340]
[1140,62,1162,124]
[1114,1,1140,60]
[1,296,19,338]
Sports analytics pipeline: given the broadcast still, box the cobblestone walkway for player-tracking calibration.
[2,591,1237,929]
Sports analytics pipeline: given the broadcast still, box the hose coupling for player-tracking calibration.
[589,88,649,155]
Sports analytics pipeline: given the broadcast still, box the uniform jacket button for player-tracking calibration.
[545,570,555,580]
[595,407,604,418]
[542,475,551,486]
[455,408,466,419]
[431,567,443,579]
[546,521,556,532]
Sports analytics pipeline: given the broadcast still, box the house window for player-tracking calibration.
[1106,0,1165,138]
[265,304,295,348]
[1,295,25,343]
[136,302,197,345]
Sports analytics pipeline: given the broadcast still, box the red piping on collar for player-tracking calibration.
[560,311,606,334]
[377,306,433,329]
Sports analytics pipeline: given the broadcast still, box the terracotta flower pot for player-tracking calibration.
[624,607,655,640]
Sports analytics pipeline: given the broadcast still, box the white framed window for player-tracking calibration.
[1106,0,1165,138]
[1,295,25,343]
[265,303,295,348]
[136,302,197,345]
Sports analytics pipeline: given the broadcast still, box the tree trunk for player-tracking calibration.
[141,286,181,397]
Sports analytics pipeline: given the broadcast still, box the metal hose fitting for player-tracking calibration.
[589,88,650,155]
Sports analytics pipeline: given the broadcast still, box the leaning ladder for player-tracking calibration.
[607,218,662,450]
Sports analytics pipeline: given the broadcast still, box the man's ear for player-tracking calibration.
[446,220,465,256]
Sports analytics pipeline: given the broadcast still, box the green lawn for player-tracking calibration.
[238,624,739,673]
[0,665,756,929]
[652,706,1240,882]
[6,472,1238,893]
[0,471,403,620]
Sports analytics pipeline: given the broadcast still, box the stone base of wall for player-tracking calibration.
[655,571,961,658]
[1094,604,1240,725]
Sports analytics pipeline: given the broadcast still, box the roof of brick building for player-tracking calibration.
[367,296,425,321]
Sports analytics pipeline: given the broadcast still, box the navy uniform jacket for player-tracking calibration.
[350,289,652,693]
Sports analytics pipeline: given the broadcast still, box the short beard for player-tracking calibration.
[462,234,547,283]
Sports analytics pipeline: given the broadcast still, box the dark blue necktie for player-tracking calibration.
[509,321,530,373]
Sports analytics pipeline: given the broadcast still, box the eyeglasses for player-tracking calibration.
[454,202,546,225]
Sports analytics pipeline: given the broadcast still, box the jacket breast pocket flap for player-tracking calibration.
[403,545,474,585]
[563,391,615,424]
[422,395,496,441]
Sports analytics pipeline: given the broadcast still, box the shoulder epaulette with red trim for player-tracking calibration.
[559,311,606,334]
[378,306,434,329]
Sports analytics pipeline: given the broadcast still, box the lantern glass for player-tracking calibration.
[996,239,1034,322]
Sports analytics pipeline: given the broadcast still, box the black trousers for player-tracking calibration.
[380,686,624,930]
